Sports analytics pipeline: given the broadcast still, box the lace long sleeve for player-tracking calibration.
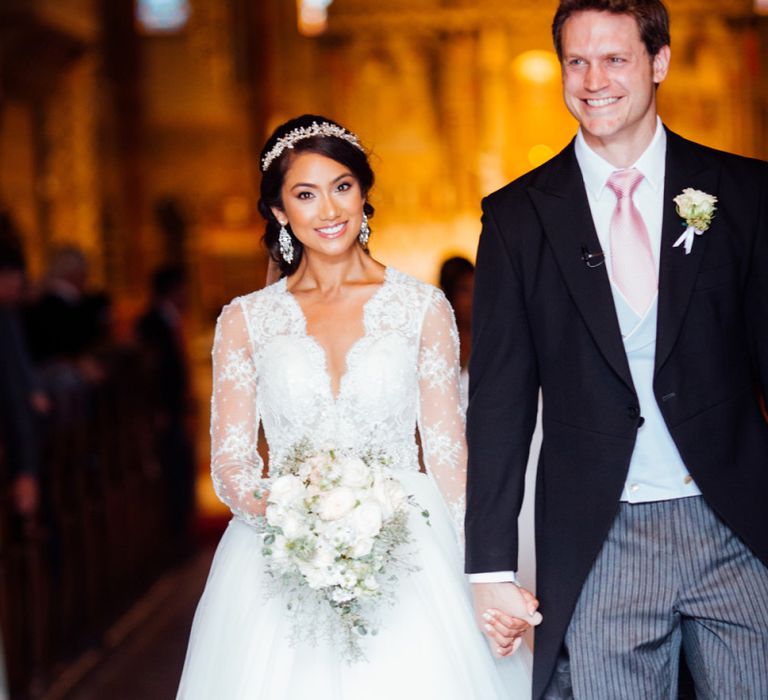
[210,300,264,526]
[417,289,468,544]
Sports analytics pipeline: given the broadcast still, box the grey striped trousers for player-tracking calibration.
[544,496,768,699]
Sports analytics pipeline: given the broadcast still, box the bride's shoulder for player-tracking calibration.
[222,278,288,316]
[386,268,448,308]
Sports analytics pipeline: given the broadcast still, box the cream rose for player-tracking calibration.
[372,475,407,520]
[351,536,374,557]
[303,455,330,484]
[350,499,383,538]
[673,188,717,231]
[338,456,372,489]
[268,474,305,505]
[279,511,307,539]
[318,486,356,521]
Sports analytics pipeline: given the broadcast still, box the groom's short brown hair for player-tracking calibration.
[552,0,670,61]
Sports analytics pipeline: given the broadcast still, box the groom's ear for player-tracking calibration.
[652,45,671,86]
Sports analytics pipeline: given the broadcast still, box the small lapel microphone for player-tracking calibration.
[581,245,605,268]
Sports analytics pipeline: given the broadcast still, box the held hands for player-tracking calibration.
[472,582,542,657]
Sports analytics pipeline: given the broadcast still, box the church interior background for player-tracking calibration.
[1,0,767,695]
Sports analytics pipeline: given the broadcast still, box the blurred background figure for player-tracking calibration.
[0,215,45,698]
[136,265,197,560]
[0,215,40,519]
[24,246,90,369]
[439,256,474,410]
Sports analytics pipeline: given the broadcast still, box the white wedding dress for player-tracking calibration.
[177,267,531,699]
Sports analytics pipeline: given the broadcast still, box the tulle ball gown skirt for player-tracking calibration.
[177,471,531,699]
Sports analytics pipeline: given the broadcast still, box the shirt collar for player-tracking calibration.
[574,116,666,199]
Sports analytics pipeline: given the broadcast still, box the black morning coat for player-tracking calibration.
[465,129,768,699]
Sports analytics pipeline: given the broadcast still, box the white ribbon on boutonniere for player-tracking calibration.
[672,188,718,255]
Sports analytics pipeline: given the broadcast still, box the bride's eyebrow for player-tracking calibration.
[289,172,354,191]
[289,181,319,191]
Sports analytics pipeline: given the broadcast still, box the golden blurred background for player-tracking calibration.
[0,2,767,694]
[1,0,767,532]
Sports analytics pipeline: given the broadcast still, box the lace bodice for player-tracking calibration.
[210,267,467,537]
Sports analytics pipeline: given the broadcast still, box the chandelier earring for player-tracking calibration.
[358,212,370,249]
[278,221,294,264]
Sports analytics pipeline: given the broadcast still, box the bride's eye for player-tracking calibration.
[296,190,314,200]
[336,181,353,192]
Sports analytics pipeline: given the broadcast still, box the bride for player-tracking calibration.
[177,114,534,698]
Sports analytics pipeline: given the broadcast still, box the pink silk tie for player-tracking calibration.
[606,168,657,316]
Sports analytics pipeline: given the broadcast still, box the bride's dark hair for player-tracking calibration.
[258,114,375,277]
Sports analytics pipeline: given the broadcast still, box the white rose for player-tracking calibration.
[268,474,305,506]
[673,188,717,226]
[338,456,372,489]
[350,499,383,538]
[318,486,356,521]
[280,511,306,539]
[351,536,374,557]
[372,475,407,520]
[688,189,716,209]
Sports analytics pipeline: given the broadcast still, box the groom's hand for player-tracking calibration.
[472,582,542,657]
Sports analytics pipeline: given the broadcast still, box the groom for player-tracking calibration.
[465,1,768,698]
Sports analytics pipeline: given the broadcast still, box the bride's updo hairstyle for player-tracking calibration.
[258,114,375,276]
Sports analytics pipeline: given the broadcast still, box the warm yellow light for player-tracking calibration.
[528,144,555,167]
[221,195,252,228]
[511,50,560,84]
[297,0,332,36]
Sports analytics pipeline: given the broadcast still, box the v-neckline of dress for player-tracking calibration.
[281,267,391,402]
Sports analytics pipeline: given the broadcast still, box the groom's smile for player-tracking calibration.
[584,97,621,107]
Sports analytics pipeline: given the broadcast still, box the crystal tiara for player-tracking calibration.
[261,121,364,172]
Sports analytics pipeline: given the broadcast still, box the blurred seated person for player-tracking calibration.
[135,265,196,556]
[0,223,41,517]
[439,256,474,410]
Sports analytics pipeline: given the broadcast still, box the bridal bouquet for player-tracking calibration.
[255,442,428,662]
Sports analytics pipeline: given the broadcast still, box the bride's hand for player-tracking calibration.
[472,582,542,657]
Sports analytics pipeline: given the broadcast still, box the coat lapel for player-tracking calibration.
[654,131,721,376]
[528,143,635,392]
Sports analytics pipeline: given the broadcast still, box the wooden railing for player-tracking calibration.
[0,344,187,698]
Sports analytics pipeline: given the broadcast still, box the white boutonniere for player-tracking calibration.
[672,188,717,254]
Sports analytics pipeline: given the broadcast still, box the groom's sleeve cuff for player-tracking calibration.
[468,571,517,583]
